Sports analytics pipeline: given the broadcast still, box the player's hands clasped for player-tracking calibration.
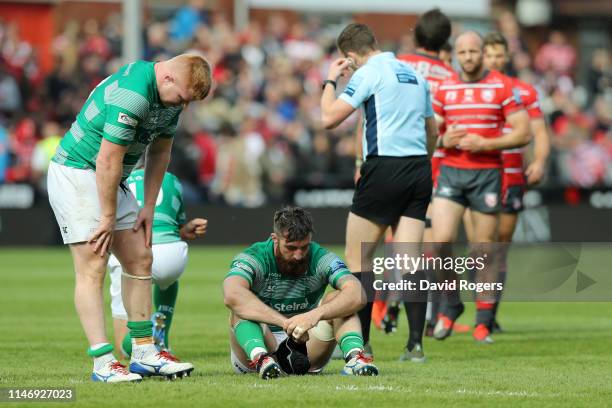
[283,310,321,343]
[133,207,154,248]
[181,218,208,240]
[442,126,468,148]
[458,133,487,152]
[89,214,115,256]
[327,58,353,81]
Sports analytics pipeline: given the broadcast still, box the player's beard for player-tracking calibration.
[461,59,483,76]
[275,251,308,277]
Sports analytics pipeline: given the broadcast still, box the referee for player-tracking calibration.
[321,23,438,361]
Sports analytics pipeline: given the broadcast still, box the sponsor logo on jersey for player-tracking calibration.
[117,112,138,127]
[462,89,475,103]
[445,91,457,102]
[485,193,498,208]
[481,89,495,103]
[272,301,309,313]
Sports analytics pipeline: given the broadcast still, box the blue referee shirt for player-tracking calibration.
[339,52,433,159]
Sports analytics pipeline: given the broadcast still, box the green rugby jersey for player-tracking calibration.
[52,60,182,180]
[227,239,352,329]
[127,169,186,244]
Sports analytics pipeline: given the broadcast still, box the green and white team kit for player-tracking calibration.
[126,169,186,244]
[227,239,352,329]
[52,60,181,180]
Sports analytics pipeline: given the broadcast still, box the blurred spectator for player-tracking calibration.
[0,64,21,114]
[586,49,611,103]
[192,126,218,201]
[169,0,210,43]
[535,30,577,77]
[145,22,171,60]
[0,122,8,183]
[211,121,265,207]
[6,118,37,183]
[79,19,111,61]
[30,121,61,195]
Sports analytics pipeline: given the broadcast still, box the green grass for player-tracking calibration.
[2,247,612,407]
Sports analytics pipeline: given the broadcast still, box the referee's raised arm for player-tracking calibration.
[320,58,354,129]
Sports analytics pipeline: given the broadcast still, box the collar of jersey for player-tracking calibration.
[459,69,491,84]
[369,52,394,63]
[414,51,441,61]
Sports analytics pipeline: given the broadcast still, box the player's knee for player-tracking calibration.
[126,249,153,276]
[75,258,107,284]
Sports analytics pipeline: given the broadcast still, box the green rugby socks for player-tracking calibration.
[154,281,179,347]
[339,331,365,360]
[234,320,267,360]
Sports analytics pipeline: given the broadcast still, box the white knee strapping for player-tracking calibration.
[121,271,152,280]
[310,320,335,342]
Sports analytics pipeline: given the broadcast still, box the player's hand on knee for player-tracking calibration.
[133,208,154,248]
[89,215,115,256]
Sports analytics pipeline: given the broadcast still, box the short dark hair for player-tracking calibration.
[414,8,452,52]
[440,42,452,53]
[336,23,378,56]
[483,32,509,52]
[273,206,314,241]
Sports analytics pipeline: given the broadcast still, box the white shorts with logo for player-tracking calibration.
[47,161,139,244]
[108,240,189,319]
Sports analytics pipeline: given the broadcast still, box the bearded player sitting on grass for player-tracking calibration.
[223,206,379,379]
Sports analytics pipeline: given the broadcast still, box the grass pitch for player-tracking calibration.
[2,247,612,407]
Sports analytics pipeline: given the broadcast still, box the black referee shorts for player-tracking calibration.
[351,156,432,226]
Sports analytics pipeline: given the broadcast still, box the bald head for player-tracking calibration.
[455,31,484,78]
[455,31,483,50]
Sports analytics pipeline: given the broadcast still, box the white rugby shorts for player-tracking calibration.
[47,161,139,244]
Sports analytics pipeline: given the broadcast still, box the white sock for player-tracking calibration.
[131,338,157,360]
[93,353,116,371]
[90,343,109,351]
[249,347,268,361]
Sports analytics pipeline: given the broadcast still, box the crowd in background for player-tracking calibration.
[0,1,610,206]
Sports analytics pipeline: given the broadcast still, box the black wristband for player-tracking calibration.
[321,79,337,90]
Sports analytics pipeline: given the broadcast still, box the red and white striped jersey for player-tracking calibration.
[397,52,456,94]
[502,78,544,185]
[398,52,456,179]
[433,70,522,169]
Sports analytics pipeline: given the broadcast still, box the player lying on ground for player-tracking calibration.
[223,207,378,379]
[462,31,550,333]
[108,169,207,368]
[47,54,211,382]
